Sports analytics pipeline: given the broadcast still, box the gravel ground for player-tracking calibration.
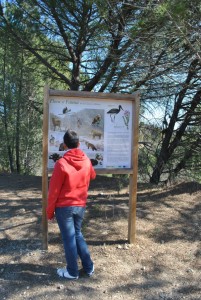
[0,173,200,300]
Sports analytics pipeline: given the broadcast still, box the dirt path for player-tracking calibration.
[0,173,200,300]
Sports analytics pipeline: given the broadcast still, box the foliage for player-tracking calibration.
[0,0,200,182]
[112,174,129,194]
[0,26,43,173]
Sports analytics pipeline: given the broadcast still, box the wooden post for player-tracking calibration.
[42,85,49,250]
[128,93,140,243]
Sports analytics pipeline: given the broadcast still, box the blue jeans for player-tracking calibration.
[55,206,93,277]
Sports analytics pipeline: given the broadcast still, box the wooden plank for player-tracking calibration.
[128,94,140,243]
[91,168,133,175]
[42,85,49,250]
[49,89,137,101]
[47,168,133,175]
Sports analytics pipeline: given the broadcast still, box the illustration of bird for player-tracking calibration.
[107,105,124,122]
[62,106,71,114]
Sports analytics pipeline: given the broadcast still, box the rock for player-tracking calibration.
[57,284,64,289]
[186,268,193,273]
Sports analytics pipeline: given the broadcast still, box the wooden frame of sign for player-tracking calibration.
[42,86,140,250]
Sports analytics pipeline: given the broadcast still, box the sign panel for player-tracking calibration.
[48,96,133,169]
[42,88,140,249]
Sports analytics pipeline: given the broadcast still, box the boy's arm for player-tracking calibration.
[46,161,65,220]
[90,163,96,180]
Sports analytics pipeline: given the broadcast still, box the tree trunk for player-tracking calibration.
[150,59,201,184]
[15,52,24,173]
[2,34,14,172]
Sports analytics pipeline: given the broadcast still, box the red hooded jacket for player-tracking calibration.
[46,148,96,220]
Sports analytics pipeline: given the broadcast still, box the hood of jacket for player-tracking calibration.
[62,148,88,170]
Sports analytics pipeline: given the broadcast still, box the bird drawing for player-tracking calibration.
[62,106,71,114]
[107,105,124,122]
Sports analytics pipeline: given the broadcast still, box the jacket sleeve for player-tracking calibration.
[46,160,65,220]
[90,163,96,180]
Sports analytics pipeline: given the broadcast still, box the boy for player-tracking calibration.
[46,130,96,279]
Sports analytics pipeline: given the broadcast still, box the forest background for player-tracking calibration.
[0,0,200,185]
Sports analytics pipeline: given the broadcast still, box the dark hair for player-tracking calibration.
[63,130,79,149]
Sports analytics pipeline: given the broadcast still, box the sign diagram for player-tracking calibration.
[47,97,133,169]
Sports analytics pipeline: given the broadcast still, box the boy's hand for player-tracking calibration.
[48,216,56,223]
[48,215,55,223]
